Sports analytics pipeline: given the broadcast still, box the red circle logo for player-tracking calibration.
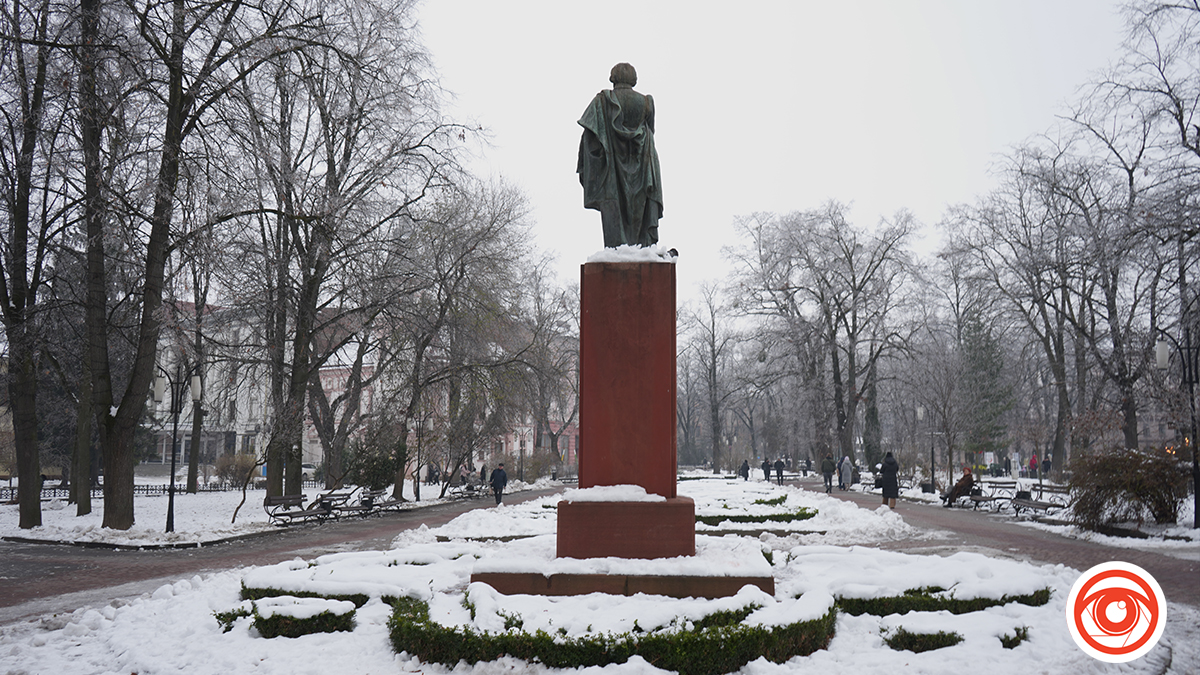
[1066,562,1166,663]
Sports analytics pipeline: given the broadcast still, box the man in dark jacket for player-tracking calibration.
[761,459,771,481]
[773,458,785,485]
[489,463,508,505]
[820,454,836,493]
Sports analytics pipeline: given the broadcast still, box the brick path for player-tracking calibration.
[797,479,1200,609]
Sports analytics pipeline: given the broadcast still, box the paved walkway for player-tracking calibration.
[796,477,1200,609]
[0,488,558,626]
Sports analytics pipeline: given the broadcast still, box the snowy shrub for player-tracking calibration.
[882,627,962,653]
[694,507,816,526]
[387,596,836,675]
[834,587,1050,616]
[251,596,356,639]
[215,597,357,639]
[240,583,371,608]
[1069,447,1190,530]
[999,626,1029,649]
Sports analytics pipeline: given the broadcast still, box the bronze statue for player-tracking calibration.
[577,63,663,248]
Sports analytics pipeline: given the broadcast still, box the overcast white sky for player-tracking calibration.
[417,1,1128,304]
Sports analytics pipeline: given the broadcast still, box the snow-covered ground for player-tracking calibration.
[1,474,1198,674]
[0,476,549,547]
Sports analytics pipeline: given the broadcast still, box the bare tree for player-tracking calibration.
[683,283,739,473]
[730,204,916,461]
[0,0,74,527]
[519,264,579,474]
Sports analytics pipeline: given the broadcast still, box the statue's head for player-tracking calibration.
[609,63,637,87]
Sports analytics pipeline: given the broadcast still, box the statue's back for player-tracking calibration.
[612,87,648,130]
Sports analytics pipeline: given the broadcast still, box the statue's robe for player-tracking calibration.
[577,88,663,247]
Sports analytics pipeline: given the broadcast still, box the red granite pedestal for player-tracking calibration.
[557,497,695,559]
[473,260,772,598]
[556,261,694,560]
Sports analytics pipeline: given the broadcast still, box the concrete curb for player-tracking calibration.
[2,527,284,551]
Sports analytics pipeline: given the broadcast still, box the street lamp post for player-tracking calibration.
[1156,332,1200,530]
[155,363,200,533]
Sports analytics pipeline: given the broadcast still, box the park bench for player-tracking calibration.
[448,479,485,500]
[1011,483,1071,517]
[325,487,381,518]
[310,488,359,519]
[969,479,1018,511]
[263,494,335,525]
[347,488,406,514]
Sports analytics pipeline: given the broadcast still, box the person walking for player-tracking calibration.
[761,459,771,481]
[839,456,853,491]
[1029,454,1039,480]
[821,454,836,493]
[773,458,785,485]
[489,463,508,505]
[738,460,750,481]
[880,451,900,508]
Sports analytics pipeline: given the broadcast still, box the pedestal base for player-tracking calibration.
[556,497,696,559]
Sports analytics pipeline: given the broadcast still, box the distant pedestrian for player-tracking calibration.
[839,456,852,491]
[821,454,836,493]
[1003,456,1011,477]
[1029,454,1039,479]
[1042,456,1052,479]
[489,463,508,505]
[738,460,750,481]
[804,458,811,477]
[773,458,785,485]
[761,459,771,481]
[880,451,900,508]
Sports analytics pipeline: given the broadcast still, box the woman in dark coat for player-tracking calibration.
[880,451,900,508]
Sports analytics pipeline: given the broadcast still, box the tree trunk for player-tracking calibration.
[72,358,94,515]
[187,396,203,492]
[10,336,41,529]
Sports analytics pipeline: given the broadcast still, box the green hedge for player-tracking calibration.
[255,608,356,639]
[387,597,836,675]
[695,507,817,527]
[215,598,357,638]
[835,587,1050,616]
[240,583,373,608]
[883,627,962,653]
